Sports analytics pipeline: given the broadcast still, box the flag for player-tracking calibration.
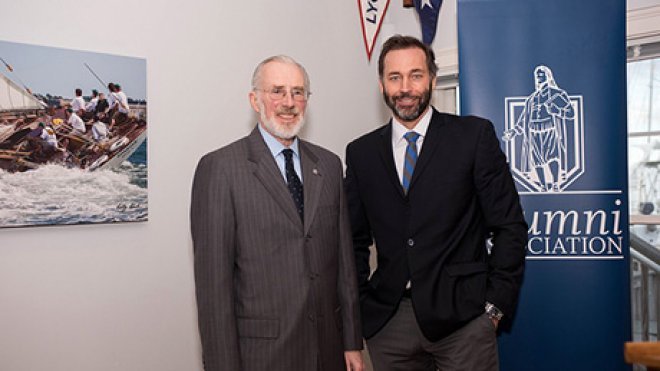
[414,0,443,45]
[358,0,391,60]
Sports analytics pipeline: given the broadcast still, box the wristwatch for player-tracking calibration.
[485,302,504,321]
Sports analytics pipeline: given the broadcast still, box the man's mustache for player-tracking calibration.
[393,92,421,101]
[277,107,299,114]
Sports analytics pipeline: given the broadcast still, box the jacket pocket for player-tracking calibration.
[446,262,488,277]
[237,317,279,339]
[444,262,488,320]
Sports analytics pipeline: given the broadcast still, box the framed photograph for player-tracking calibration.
[0,40,147,228]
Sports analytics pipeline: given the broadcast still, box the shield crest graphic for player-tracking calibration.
[503,66,585,193]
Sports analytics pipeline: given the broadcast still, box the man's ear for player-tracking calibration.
[249,91,260,113]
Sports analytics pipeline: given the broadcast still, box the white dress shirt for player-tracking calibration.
[258,124,303,184]
[391,107,433,290]
[391,107,433,184]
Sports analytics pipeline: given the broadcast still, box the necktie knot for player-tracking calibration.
[282,148,294,161]
[404,131,420,144]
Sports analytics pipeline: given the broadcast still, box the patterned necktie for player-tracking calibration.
[402,131,420,194]
[282,149,304,221]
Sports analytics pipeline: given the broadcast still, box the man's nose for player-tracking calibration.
[282,91,295,106]
[400,77,411,92]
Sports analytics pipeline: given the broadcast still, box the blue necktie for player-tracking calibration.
[282,149,304,221]
[402,131,420,194]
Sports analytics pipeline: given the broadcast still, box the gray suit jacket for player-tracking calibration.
[191,127,362,371]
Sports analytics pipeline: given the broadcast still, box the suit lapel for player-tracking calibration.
[247,128,302,228]
[408,109,444,193]
[377,122,406,198]
[299,141,321,236]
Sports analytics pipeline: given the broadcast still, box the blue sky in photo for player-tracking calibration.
[0,39,146,101]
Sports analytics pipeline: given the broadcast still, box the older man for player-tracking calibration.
[191,55,364,371]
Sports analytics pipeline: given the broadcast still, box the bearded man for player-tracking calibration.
[344,35,527,371]
[190,55,363,371]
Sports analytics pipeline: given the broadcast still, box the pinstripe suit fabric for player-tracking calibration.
[191,127,362,371]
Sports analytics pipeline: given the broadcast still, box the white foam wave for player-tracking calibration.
[0,164,147,227]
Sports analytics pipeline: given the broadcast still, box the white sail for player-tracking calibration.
[0,72,45,111]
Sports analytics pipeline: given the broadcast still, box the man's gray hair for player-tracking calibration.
[251,55,310,92]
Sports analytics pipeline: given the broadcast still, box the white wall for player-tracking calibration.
[629,0,660,8]
[0,1,394,370]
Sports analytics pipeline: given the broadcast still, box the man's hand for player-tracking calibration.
[344,350,364,371]
[491,318,500,330]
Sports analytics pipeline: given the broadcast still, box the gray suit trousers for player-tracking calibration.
[366,298,498,371]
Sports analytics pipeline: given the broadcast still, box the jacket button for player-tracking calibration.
[407,238,414,247]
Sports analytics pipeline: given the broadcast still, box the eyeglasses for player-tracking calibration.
[257,87,310,102]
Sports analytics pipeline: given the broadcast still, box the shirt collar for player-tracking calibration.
[258,124,300,158]
[391,106,433,145]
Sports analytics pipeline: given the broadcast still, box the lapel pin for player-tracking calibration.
[312,168,319,175]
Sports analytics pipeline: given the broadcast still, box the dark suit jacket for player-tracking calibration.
[191,127,362,371]
[344,108,527,342]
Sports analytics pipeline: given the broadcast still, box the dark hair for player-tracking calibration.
[378,35,437,79]
[75,88,82,96]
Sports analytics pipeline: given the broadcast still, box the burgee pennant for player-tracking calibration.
[358,0,391,60]
[414,0,443,45]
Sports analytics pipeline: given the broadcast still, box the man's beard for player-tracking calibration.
[383,82,432,123]
[258,99,305,141]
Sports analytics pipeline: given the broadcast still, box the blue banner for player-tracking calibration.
[457,0,631,369]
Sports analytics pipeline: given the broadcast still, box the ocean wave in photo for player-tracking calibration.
[0,162,148,228]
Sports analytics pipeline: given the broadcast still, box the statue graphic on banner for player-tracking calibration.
[503,65,584,193]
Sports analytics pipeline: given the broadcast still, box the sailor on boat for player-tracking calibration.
[66,108,86,135]
[95,92,109,117]
[85,89,99,115]
[91,115,109,142]
[110,83,129,128]
[71,88,87,117]
[39,122,59,150]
